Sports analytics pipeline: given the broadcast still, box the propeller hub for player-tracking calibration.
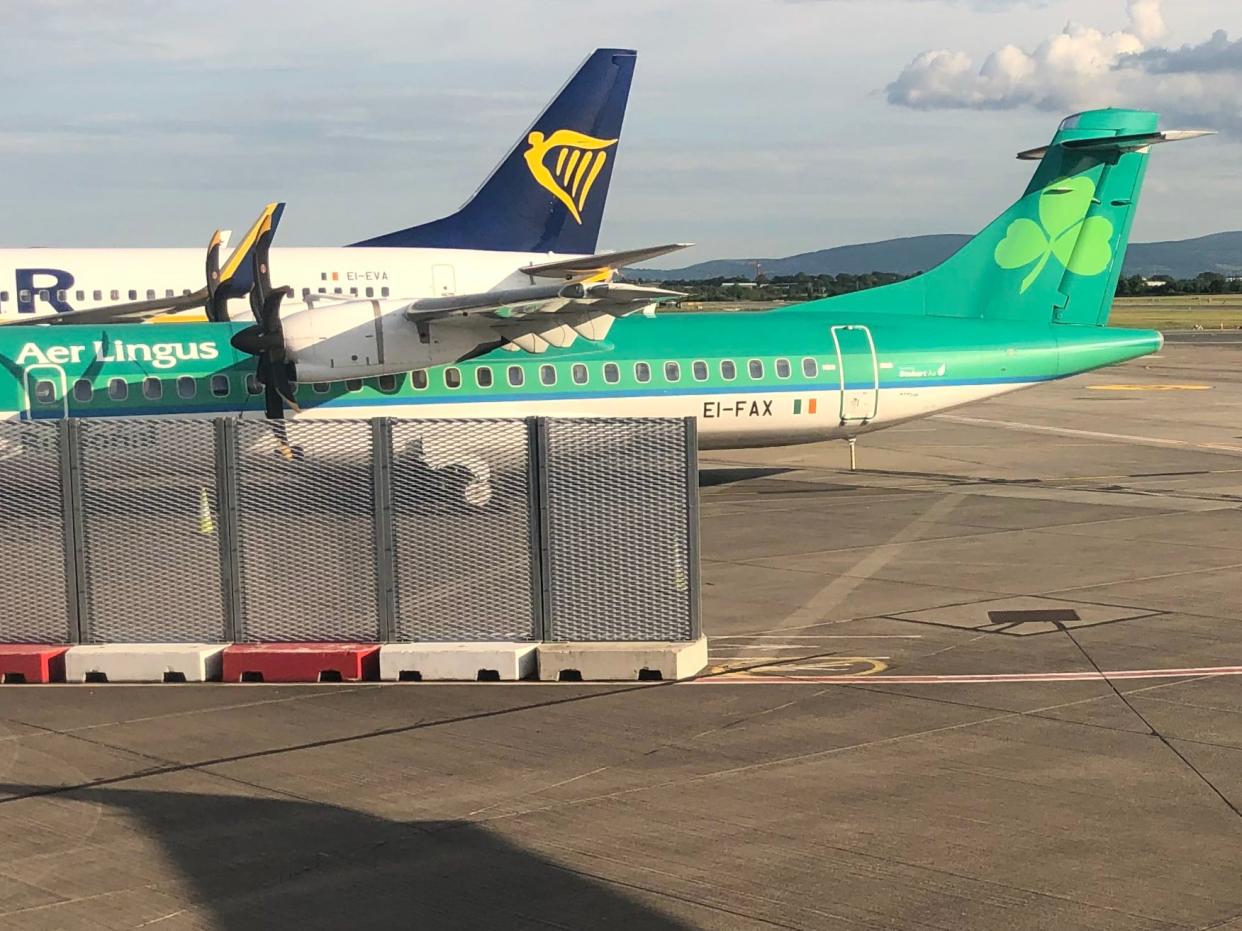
[231,325,282,357]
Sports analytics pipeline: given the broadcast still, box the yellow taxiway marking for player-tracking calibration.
[1088,384,1212,391]
[709,656,889,678]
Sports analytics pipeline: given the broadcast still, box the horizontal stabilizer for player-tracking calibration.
[521,243,692,278]
[1017,130,1214,161]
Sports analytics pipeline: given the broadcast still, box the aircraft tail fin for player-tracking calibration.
[820,110,1209,326]
[351,48,636,254]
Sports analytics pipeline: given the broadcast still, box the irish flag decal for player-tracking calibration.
[793,398,818,416]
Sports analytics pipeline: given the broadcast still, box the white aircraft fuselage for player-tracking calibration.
[0,247,567,321]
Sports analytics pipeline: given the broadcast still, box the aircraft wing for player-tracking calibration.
[404,281,684,320]
[519,243,693,279]
[0,290,211,327]
[400,280,685,355]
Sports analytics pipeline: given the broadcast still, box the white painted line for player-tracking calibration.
[936,414,1188,448]
[694,665,1242,685]
[711,635,922,640]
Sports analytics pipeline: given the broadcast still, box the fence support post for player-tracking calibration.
[58,418,88,644]
[532,417,554,642]
[372,417,396,643]
[214,419,243,643]
[683,416,702,642]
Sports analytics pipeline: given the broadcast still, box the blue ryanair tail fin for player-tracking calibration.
[351,48,636,254]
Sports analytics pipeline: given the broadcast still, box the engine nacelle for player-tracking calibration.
[281,301,488,382]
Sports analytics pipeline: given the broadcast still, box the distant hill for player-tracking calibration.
[633,231,1242,281]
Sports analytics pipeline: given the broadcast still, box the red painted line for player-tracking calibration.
[693,666,1242,685]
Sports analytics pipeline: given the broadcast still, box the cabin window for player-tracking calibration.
[93,290,102,301]
[572,363,588,385]
[748,359,764,379]
[19,290,30,303]
[128,290,137,300]
[34,380,56,403]
[603,362,619,384]
[182,290,191,296]
[301,288,311,298]
[177,376,196,399]
[444,367,462,389]
[540,364,557,386]
[381,287,390,297]
[349,287,358,297]
[377,374,398,392]
[664,361,681,383]
[411,370,429,390]
[108,378,128,401]
[476,367,493,388]
[56,290,66,302]
[345,379,363,392]
[165,289,174,299]
[802,357,818,378]
[313,382,330,394]
[110,290,119,301]
[142,377,163,400]
[333,287,342,295]
[692,360,708,381]
[366,287,374,298]
[245,374,262,395]
[38,290,48,302]
[144,289,154,300]
[776,358,791,379]
[72,380,93,403]
[720,360,736,381]
[210,374,230,398]
[508,366,524,387]
[0,291,8,302]
[635,362,651,383]
[318,287,326,294]
[75,290,84,301]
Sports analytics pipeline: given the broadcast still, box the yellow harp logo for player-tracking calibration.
[523,129,618,224]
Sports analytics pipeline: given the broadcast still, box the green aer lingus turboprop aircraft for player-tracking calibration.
[1,109,1209,454]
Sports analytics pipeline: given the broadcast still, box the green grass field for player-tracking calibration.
[1109,296,1242,330]
[673,296,1242,331]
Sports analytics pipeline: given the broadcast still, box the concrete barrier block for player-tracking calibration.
[65,644,226,683]
[0,645,69,684]
[222,643,380,683]
[537,636,708,682]
[379,643,538,682]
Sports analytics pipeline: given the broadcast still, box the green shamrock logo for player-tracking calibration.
[994,176,1115,293]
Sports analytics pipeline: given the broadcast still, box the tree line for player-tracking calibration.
[644,271,1242,302]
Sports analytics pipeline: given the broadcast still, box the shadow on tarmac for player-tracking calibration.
[698,466,793,487]
[0,783,692,930]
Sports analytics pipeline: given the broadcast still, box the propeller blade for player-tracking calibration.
[237,212,298,420]
[263,379,285,420]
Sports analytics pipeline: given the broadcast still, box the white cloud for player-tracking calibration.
[884,0,1242,134]
[887,0,1158,111]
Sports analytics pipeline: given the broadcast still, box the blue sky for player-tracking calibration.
[3,0,1240,266]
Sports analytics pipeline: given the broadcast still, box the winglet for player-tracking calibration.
[218,202,285,295]
[205,228,227,322]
